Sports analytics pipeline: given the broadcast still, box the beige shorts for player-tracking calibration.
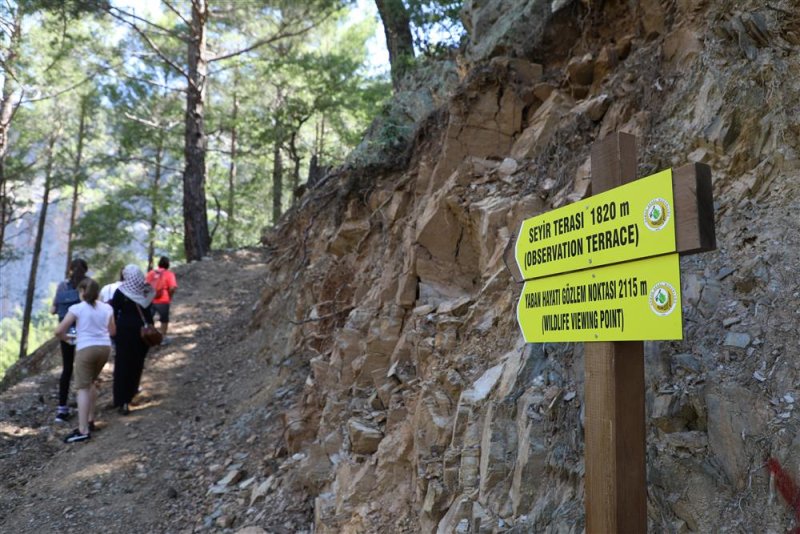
[74,346,110,389]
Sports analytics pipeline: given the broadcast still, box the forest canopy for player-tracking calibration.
[0,0,464,371]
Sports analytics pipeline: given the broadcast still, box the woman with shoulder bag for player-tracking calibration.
[110,264,156,415]
[51,258,89,423]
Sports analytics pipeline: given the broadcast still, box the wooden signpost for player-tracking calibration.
[509,132,715,533]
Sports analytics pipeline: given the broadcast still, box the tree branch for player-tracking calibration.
[97,154,183,174]
[160,0,191,29]
[21,82,84,104]
[108,4,189,43]
[123,112,181,131]
[208,23,318,63]
[105,8,188,78]
[0,16,15,34]
[19,59,123,103]
[109,66,186,94]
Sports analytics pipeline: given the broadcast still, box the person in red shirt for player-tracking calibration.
[145,256,178,341]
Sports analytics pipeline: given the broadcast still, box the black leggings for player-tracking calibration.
[58,340,75,407]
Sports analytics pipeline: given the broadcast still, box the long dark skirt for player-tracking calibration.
[113,340,148,406]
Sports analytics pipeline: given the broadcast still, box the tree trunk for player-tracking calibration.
[0,10,21,261]
[272,141,283,225]
[288,131,301,205]
[19,134,56,359]
[374,0,415,90]
[65,96,88,277]
[182,0,211,261]
[226,72,238,248]
[147,134,164,271]
[316,114,326,164]
[0,9,20,161]
[0,157,8,261]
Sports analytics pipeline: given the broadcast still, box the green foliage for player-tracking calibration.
[204,5,391,242]
[16,0,101,18]
[1,8,112,265]
[72,199,134,248]
[406,0,465,55]
[2,0,395,276]
[345,97,416,173]
[0,301,56,380]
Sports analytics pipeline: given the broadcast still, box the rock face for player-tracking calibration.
[252,0,800,532]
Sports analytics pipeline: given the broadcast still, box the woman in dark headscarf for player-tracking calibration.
[110,264,155,415]
[51,258,89,423]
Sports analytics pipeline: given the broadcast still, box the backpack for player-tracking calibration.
[151,269,168,299]
[54,281,80,320]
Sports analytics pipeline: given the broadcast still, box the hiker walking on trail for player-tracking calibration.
[54,278,115,443]
[146,256,178,342]
[50,258,89,423]
[99,268,123,303]
[111,265,155,415]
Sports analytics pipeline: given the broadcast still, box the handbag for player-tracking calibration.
[136,303,163,347]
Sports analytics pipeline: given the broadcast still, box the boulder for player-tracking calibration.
[640,0,666,37]
[572,94,611,122]
[511,91,574,160]
[592,44,618,88]
[511,396,548,514]
[566,53,594,86]
[664,27,704,66]
[414,387,455,455]
[706,385,767,488]
[328,219,371,257]
[425,62,532,196]
[478,401,517,513]
[347,418,384,455]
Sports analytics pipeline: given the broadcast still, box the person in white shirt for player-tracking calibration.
[55,278,116,443]
[99,269,123,303]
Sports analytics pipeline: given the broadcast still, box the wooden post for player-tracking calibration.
[505,131,716,533]
[584,132,647,533]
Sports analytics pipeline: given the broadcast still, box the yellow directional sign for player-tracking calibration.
[515,169,676,280]
[516,254,682,342]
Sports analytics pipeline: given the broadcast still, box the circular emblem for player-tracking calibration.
[649,282,678,316]
[643,198,671,231]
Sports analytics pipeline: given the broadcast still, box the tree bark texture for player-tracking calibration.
[148,134,164,271]
[0,9,21,162]
[19,135,56,359]
[226,74,238,248]
[272,141,283,225]
[65,96,88,277]
[289,131,301,205]
[0,158,6,259]
[182,0,211,261]
[374,0,415,90]
[0,10,21,261]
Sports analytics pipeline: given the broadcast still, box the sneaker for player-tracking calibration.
[55,412,71,423]
[63,429,90,444]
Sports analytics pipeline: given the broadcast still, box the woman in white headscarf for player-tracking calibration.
[110,264,156,415]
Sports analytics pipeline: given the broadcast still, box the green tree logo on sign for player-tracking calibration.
[649,282,677,316]
[644,198,671,231]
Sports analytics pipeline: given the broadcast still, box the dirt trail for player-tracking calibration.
[0,249,312,533]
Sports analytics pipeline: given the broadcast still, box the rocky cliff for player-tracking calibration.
[251,0,800,532]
